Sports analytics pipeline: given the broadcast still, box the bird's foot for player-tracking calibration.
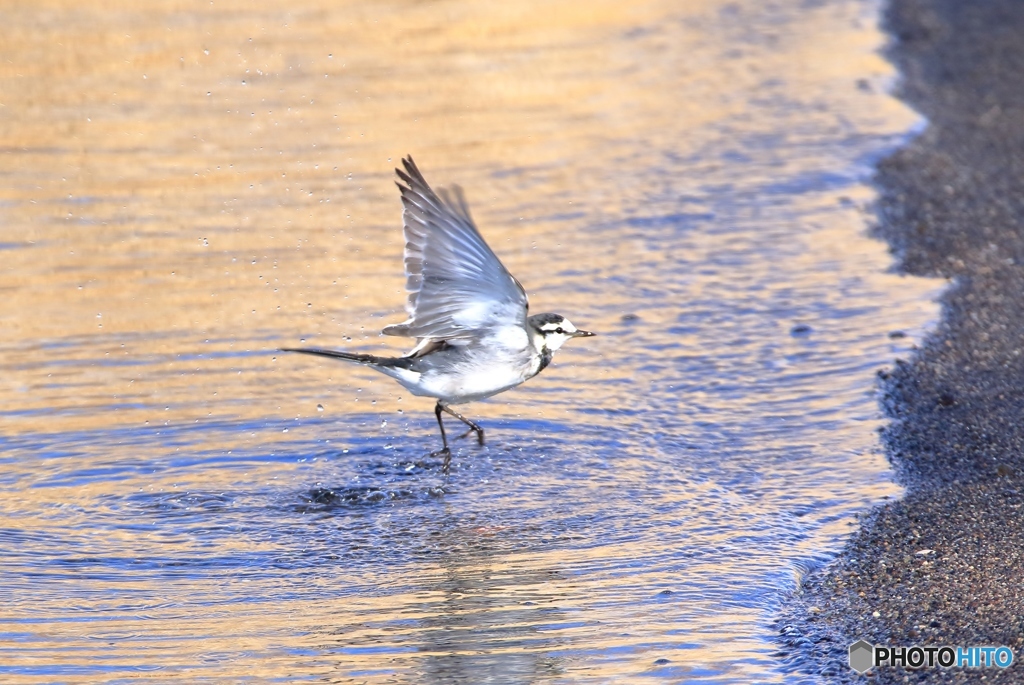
[457,426,486,446]
[429,446,452,476]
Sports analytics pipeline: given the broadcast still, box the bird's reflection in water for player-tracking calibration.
[317,506,575,683]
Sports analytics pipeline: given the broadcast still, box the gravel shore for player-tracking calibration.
[777,0,1024,681]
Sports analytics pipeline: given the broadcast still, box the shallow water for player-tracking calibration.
[1,0,938,682]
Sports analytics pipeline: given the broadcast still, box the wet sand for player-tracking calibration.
[778,0,1024,681]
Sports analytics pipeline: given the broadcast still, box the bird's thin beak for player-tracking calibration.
[572,329,595,338]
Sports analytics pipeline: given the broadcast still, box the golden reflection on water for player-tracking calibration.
[0,0,940,682]
[4,0,914,433]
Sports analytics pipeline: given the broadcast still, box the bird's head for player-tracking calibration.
[528,313,594,352]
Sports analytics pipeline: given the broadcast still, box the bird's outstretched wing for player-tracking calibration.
[382,156,529,343]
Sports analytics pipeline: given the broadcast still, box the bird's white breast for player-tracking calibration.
[429,359,534,403]
[491,322,530,351]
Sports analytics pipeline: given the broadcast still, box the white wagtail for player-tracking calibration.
[283,156,593,474]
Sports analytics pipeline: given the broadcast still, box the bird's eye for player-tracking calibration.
[554,327,564,334]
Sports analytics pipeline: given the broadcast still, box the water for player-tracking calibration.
[0,0,939,682]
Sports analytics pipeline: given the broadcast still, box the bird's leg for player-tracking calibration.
[429,401,452,476]
[440,404,485,446]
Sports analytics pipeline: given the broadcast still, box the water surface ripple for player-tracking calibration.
[0,0,938,682]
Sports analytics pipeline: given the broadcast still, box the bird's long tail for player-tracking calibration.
[280,347,414,369]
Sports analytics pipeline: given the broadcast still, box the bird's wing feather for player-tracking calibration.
[382,156,528,342]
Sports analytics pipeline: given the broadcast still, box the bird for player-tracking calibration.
[282,156,593,475]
